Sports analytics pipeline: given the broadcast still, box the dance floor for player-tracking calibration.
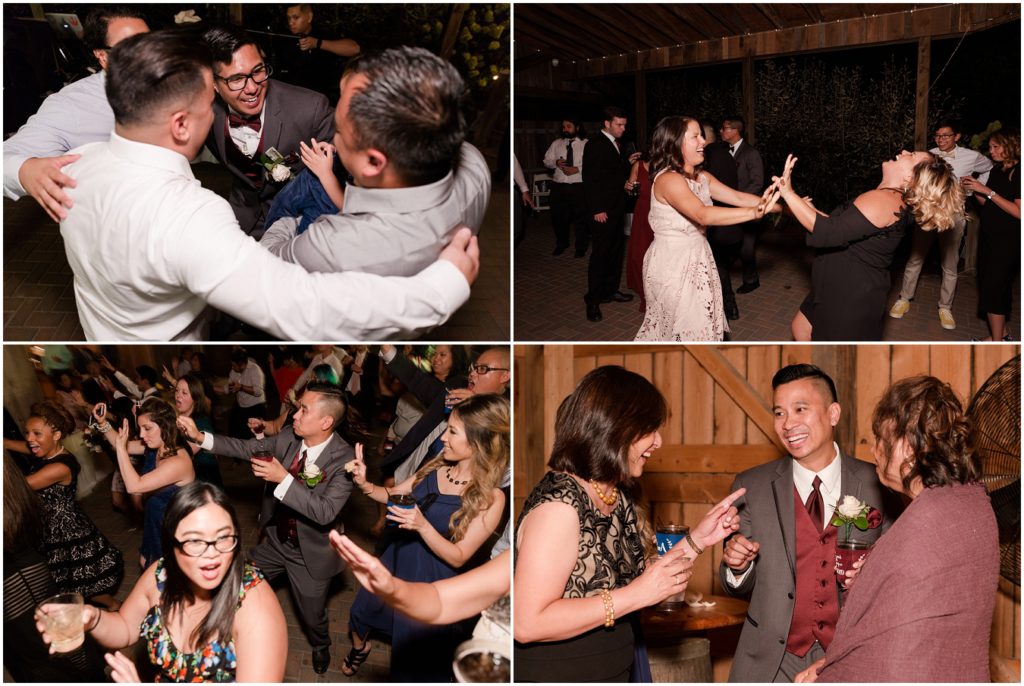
[515,211,1020,342]
[3,164,510,342]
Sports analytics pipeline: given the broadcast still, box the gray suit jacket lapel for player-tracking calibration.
[770,458,797,578]
[839,453,863,502]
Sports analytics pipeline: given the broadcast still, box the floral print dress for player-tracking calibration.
[141,560,263,682]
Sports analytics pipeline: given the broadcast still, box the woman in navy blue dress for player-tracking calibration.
[345,393,509,681]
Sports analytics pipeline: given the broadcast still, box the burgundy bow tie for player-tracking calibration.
[228,112,261,133]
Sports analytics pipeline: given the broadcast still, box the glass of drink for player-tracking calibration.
[835,540,872,584]
[656,524,689,607]
[252,435,273,463]
[452,638,511,683]
[387,491,416,528]
[480,595,511,638]
[37,592,85,653]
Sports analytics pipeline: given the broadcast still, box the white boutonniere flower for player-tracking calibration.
[299,463,324,488]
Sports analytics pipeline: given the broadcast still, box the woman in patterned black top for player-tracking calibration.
[36,482,288,682]
[513,366,746,682]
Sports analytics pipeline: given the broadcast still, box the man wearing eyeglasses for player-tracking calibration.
[889,119,993,330]
[203,24,334,238]
[178,381,354,674]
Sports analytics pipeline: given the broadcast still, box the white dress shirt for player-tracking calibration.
[929,145,993,183]
[59,132,470,341]
[112,370,159,401]
[260,142,490,277]
[542,137,585,184]
[199,431,334,499]
[4,71,113,200]
[226,106,267,158]
[513,155,529,193]
[726,443,843,587]
[229,359,266,408]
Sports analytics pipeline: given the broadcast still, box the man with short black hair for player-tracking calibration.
[203,24,335,238]
[3,6,149,219]
[260,47,490,278]
[225,349,266,438]
[582,105,637,322]
[179,381,355,674]
[277,3,360,103]
[720,116,765,294]
[58,31,479,340]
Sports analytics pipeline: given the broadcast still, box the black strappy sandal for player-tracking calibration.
[341,637,372,677]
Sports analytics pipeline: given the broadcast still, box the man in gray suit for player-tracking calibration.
[178,381,354,674]
[204,24,335,238]
[719,364,902,682]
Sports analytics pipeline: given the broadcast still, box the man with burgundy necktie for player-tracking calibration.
[718,364,902,682]
[178,381,354,674]
[204,24,334,238]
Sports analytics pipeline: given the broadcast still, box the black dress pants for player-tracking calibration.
[550,183,588,251]
[585,213,626,304]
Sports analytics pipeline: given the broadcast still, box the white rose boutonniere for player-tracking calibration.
[261,147,295,183]
[831,495,882,543]
[299,463,324,488]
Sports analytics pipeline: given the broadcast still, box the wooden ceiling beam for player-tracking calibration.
[515,12,622,60]
[755,3,787,31]
[663,5,714,41]
[800,3,824,24]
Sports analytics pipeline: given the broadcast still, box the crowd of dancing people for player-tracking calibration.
[4,344,511,682]
[533,108,1020,341]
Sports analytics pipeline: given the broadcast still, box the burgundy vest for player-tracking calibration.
[223,118,266,191]
[786,487,839,656]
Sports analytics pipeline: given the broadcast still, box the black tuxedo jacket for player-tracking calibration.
[211,427,353,579]
[207,79,335,237]
[581,133,630,219]
[731,139,765,196]
[704,140,743,244]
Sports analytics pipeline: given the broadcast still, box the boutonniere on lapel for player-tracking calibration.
[260,147,297,183]
[299,463,324,488]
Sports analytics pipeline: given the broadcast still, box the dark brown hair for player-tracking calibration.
[648,115,701,180]
[28,401,76,438]
[871,375,980,491]
[4,455,44,551]
[178,374,211,417]
[138,397,187,458]
[548,366,667,484]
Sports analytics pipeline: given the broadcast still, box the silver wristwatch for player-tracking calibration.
[987,191,997,200]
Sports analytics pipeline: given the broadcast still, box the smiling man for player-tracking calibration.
[718,364,901,682]
[203,24,334,238]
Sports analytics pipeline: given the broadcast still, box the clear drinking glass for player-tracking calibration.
[37,592,85,652]
[452,638,511,683]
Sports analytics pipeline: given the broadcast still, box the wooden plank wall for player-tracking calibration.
[514,344,1020,658]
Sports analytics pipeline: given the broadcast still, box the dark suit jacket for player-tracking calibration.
[704,140,743,244]
[211,427,353,579]
[581,132,630,219]
[207,79,335,237]
[719,453,903,682]
[731,139,764,196]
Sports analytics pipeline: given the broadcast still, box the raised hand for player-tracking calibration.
[299,138,336,182]
[329,531,396,597]
[755,184,782,218]
[175,415,200,442]
[689,488,746,549]
[114,419,131,451]
[722,533,760,571]
[773,154,798,194]
[349,443,368,486]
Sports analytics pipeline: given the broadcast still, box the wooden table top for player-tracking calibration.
[640,595,749,636]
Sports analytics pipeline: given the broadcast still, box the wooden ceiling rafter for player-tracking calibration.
[755,3,788,31]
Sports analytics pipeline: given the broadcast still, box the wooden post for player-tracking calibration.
[742,55,755,144]
[229,4,243,25]
[915,37,931,151]
[440,4,468,60]
[812,346,857,459]
[635,69,647,148]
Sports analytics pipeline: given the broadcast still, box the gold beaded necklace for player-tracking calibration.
[589,479,618,506]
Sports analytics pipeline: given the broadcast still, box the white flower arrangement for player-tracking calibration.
[299,463,324,488]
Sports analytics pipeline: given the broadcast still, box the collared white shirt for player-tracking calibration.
[60,132,469,341]
[513,155,529,193]
[260,142,490,277]
[229,359,266,407]
[929,145,993,183]
[272,433,335,499]
[542,137,585,184]
[112,370,159,401]
[226,106,267,158]
[725,444,843,587]
[3,71,113,200]
[729,138,745,156]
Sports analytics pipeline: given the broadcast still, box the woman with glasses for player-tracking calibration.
[962,130,1021,341]
[344,393,509,680]
[774,151,964,341]
[94,397,195,570]
[36,482,288,682]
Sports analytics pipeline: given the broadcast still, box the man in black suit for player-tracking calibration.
[581,105,638,322]
[178,381,354,674]
[720,115,765,293]
[204,25,335,238]
[702,121,743,320]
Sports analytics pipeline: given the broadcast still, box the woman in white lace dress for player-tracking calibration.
[635,116,780,341]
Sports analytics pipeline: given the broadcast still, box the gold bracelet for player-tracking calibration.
[362,483,375,496]
[686,532,704,556]
[599,588,615,628]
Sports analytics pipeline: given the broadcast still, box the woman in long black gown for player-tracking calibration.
[962,130,1021,341]
[774,151,965,341]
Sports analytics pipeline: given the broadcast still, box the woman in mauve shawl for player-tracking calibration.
[796,375,999,683]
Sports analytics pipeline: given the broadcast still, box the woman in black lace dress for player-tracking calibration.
[18,402,124,608]
[513,366,745,682]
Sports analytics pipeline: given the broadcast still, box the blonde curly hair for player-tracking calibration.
[412,393,509,543]
[903,155,965,232]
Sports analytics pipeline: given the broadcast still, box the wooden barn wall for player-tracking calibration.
[514,344,1019,608]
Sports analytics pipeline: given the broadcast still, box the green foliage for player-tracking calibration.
[968,121,1004,151]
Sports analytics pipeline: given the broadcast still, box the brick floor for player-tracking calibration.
[3,165,509,342]
[77,444,394,682]
[514,212,1020,342]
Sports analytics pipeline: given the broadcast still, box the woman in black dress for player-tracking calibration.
[513,366,745,682]
[962,130,1021,341]
[774,152,964,341]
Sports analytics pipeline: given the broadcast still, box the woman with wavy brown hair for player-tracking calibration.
[774,151,964,341]
[514,366,745,682]
[795,375,998,683]
[345,393,509,681]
